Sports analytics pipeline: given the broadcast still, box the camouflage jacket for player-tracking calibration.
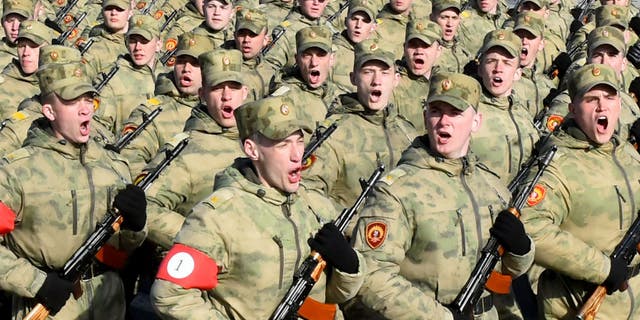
[330,32,357,95]
[513,66,556,120]
[0,38,16,70]
[392,61,430,132]
[470,92,540,184]
[145,105,242,249]
[520,121,640,319]
[302,93,418,209]
[0,61,39,120]
[0,119,145,298]
[372,5,411,60]
[162,3,204,44]
[353,136,533,319]
[190,23,235,49]
[81,26,128,77]
[119,73,200,175]
[151,159,365,319]
[434,38,473,74]
[271,72,339,122]
[458,6,510,56]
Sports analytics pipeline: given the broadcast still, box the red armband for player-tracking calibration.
[156,243,218,290]
[0,202,16,234]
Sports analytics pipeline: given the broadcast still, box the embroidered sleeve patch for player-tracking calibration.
[365,222,387,249]
[156,243,219,290]
[546,115,563,132]
[526,184,546,207]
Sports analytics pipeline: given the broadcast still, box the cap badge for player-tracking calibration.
[416,22,423,31]
[592,66,601,76]
[188,38,196,47]
[154,10,164,20]
[222,56,230,66]
[136,18,144,27]
[524,15,531,23]
[309,31,317,38]
[369,43,378,51]
[50,51,59,61]
[165,38,177,51]
[56,0,65,5]
[611,8,618,16]
[497,31,505,40]
[73,68,82,77]
[602,29,609,37]
[442,79,452,91]
[245,12,252,21]
[136,2,146,9]
[280,104,290,115]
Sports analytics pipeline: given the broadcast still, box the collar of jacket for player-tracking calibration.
[397,59,430,82]
[480,89,513,110]
[338,93,399,125]
[378,4,410,22]
[228,157,298,205]
[557,118,619,152]
[2,59,38,83]
[183,104,240,138]
[398,135,478,176]
[24,117,104,160]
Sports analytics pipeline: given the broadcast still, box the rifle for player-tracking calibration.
[449,145,558,316]
[141,0,158,15]
[269,165,385,320]
[260,21,289,58]
[23,138,189,320]
[54,0,80,25]
[303,122,337,162]
[53,11,87,45]
[95,65,120,93]
[576,218,640,319]
[79,38,95,55]
[326,0,349,24]
[160,48,177,66]
[160,9,179,33]
[105,107,163,153]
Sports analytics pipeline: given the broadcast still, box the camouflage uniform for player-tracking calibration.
[372,4,412,60]
[470,30,540,184]
[0,0,32,68]
[151,95,365,319]
[0,20,52,120]
[431,0,473,74]
[120,32,213,175]
[521,64,640,320]
[457,2,510,56]
[0,62,145,320]
[161,1,204,43]
[353,72,534,320]
[261,0,294,31]
[95,14,166,135]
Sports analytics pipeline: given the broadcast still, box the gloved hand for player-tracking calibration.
[113,184,146,232]
[36,272,74,314]
[547,52,571,81]
[629,118,640,150]
[570,19,583,34]
[603,257,627,294]
[629,16,640,35]
[463,59,479,78]
[307,223,359,274]
[627,41,640,70]
[489,210,531,256]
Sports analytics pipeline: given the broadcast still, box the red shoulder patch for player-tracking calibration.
[301,154,316,171]
[546,115,563,132]
[365,222,387,249]
[156,243,219,290]
[526,184,546,207]
[121,124,138,136]
[0,202,16,234]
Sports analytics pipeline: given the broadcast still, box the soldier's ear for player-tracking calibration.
[42,103,55,121]
[568,102,575,115]
[350,71,356,86]
[155,38,162,53]
[243,138,259,160]
[471,110,482,133]
[514,67,522,81]
[329,52,336,67]
[241,85,249,100]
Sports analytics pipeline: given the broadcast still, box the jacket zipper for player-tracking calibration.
[612,144,636,228]
[272,236,284,289]
[507,98,525,171]
[615,185,626,230]
[80,145,96,228]
[282,200,302,269]
[455,209,466,256]
[383,108,395,168]
[71,190,78,235]
[461,157,483,257]
[505,135,512,173]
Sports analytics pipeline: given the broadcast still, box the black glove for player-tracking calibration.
[307,223,359,274]
[113,184,146,232]
[570,19,583,34]
[627,41,640,70]
[36,272,74,314]
[630,118,640,150]
[463,59,479,78]
[629,16,640,35]
[547,52,571,81]
[489,210,531,256]
[603,257,627,294]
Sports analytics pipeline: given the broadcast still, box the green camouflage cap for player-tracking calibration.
[588,26,626,56]
[103,0,130,9]
[235,95,313,141]
[296,26,332,54]
[405,19,442,45]
[432,0,461,13]
[37,62,97,100]
[39,44,81,67]
[595,5,629,29]
[513,12,544,38]
[17,20,51,46]
[3,0,32,19]
[174,32,215,59]
[479,29,521,58]
[235,6,268,35]
[427,72,481,111]
[127,14,160,41]
[519,0,548,9]
[348,0,378,19]
[567,64,620,100]
[199,48,244,87]
[354,38,395,70]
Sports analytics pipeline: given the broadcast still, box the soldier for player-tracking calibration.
[353,72,534,319]
[511,12,557,120]
[95,14,166,135]
[271,26,338,122]
[372,0,415,60]
[80,0,133,77]
[0,20,52,120]
[470,29,539,184]
[262,0,332,73]
[188,0,235,48]
[521,63,640,319]
[0,60,147,320]
[161,0,205,44]
[429,0,473,74]
[119,32,214,176]
[392,18,441,132]
[302,38,418,210]
[144,48,248,250]
[457,0,510,56]
[331,0,378,94]
[0,0,31,68]
[150,94,365,319]
[515,0,567,66]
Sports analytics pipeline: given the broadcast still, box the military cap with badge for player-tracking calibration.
[428,72,481,111]
[235,5,269,35]
[354,38,395,70]
[405,19,442,46]
[234,95,313,142]
[295,26,333,54]
[199,48,245,87]
[479,28,522,58]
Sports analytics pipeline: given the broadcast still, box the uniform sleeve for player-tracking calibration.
[0,168,48,297]
[150,199,231,320]
[301,137,343,203]
[120,103,162,176]
[324,250,366,304]
[263,30,293,71]
[500,237,535,277]
[353,183,455,320]
[520,163,610,284]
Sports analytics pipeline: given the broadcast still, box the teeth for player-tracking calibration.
[598,116,607,120]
